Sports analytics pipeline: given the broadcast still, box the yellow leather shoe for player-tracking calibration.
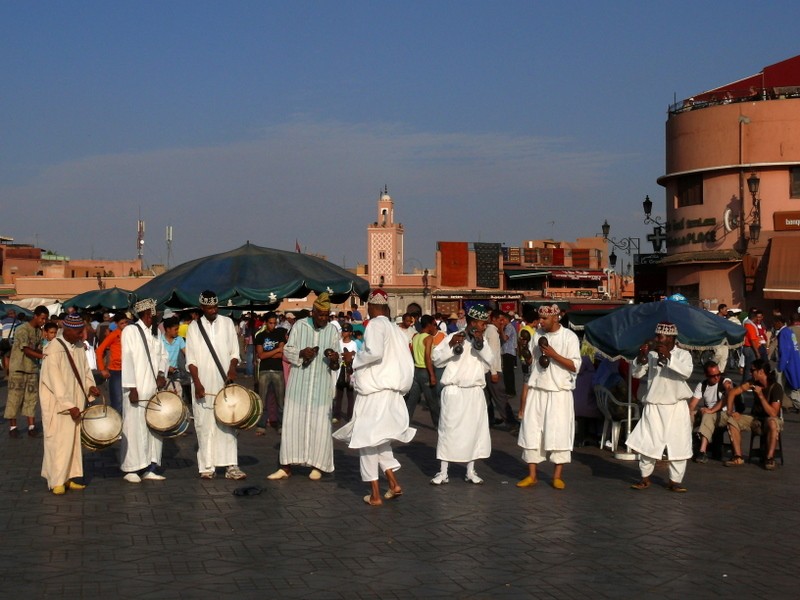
[68,481,86,491]
[267,468,290,480]
[552,478,566,490]
[52,485,66,495]
[516,476,538,488]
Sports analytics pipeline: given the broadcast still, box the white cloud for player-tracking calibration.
[0,118,633,267]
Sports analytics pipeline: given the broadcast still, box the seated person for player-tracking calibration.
[724,359,783,470]
[687,361,733,463]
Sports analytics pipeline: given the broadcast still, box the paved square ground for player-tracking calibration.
[0,371,795,599]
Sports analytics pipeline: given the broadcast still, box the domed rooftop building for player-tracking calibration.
[657,54,800,313]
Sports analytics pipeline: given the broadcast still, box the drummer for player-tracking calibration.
[186,290,247,480]
[39,313,101,494]
[120,298,169,483]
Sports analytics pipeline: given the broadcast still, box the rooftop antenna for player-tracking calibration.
[137,214,145,260]
[166,225,173,269]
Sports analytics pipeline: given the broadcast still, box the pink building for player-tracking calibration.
[658,54,800,313]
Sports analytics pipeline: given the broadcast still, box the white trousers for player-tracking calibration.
[193,394,239,473]
[358,442,400,482]
[639,455,687,483]
[522,448,571,465]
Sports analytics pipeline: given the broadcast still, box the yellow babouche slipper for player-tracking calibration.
[552,478,566,490]
[516,476,538,488]
[68,481,86,491]
[52,485,66,495]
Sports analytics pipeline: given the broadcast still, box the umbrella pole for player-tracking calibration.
[613,360,638,461]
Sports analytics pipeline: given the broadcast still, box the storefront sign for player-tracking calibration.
[666,216,718,247]
[773,211,800,231]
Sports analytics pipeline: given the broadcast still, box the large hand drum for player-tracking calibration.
[81,404,123,451]
[214,384,262,430]
[146,391,191,438]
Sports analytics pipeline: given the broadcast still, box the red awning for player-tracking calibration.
[549,270,604,281]
[764,236,800,300]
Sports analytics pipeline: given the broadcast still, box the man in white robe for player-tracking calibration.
[333,289,415,505]
[39,313,101,494]
[517,304,580,490]
[186,290,246,480]
[430,304,494,485]
[120,298,168,483]
[268,293,339,481]
[627,321,694,492]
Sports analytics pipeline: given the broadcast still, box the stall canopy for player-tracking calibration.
[132,242,371,308]
[584,300,745,360]
[63,287,135,311]
[764,236,800,300]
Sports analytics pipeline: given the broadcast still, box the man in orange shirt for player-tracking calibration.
[96,312,129,415]
[742,308,764,385]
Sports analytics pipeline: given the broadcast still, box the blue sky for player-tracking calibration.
[1,1,798,272]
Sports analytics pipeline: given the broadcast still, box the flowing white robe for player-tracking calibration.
[39,339,96,489]
[518,325,580,453]
[186,314,241,471]
[281,318,339,471]
[432,332,493,462]
[333,315,415,449]
[121,320,169,472]
[626,346,694,460]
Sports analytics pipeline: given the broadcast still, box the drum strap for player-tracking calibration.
[134,323,161,388]
[197,319,230,384]
[56,338,90,404]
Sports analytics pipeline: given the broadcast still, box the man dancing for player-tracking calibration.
[333,289,415,505]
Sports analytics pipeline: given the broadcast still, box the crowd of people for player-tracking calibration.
[2,294,799,501]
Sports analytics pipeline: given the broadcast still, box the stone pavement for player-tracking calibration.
[0,372,797,599]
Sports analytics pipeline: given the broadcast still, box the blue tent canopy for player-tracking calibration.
[584,301,746,361]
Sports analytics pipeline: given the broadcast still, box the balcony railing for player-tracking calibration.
[668,86,800,116]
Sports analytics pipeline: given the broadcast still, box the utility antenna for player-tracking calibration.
[137,215,145,260]
[166,225,173,269]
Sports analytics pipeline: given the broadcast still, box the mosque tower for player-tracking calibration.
[366,185,404,287]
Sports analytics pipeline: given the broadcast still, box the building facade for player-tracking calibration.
[657,54,800,314]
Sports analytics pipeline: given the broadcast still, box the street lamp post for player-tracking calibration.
[601,220,640,270]
[747,173,761,243]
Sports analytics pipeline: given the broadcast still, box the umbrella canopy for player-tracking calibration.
[132,243,371,308]
[62,287,135,311]
[0,302,33,319]
[584,301,746,361]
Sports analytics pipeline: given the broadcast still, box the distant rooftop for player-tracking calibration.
[669,54,800,115]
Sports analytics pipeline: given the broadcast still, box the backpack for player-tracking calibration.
[0,319,20,353]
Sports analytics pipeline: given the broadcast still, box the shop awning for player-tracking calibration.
[549,270,604,281]
[764,236,800,299]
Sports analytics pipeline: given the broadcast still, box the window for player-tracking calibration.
[676,175,703,207]
[791,167,800,198]
[378,251,386,260]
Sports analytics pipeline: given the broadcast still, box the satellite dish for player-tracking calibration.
[723,208,738,233]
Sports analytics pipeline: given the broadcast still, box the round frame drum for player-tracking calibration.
[81,404,122,451]
[214,384,260,429]
[146,391,190,438]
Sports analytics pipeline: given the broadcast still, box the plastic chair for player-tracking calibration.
[593,385,641,453]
